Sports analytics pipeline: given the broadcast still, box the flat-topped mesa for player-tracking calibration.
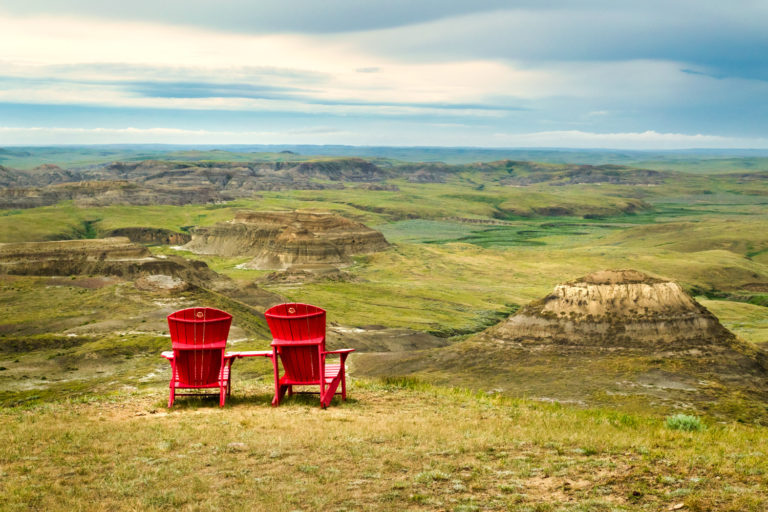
[490,269,734,347]
[184,210,390,270]
[0,237,221,286]
[0,237,150,265]
[0,237,153,277]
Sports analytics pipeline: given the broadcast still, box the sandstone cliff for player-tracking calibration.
[184,210,389,269]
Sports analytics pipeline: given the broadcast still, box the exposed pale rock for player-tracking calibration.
[184,210,389,270]
[135,274,189,294]
[490,269,733,346]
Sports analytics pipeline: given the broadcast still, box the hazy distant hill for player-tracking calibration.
[3,144,768,170]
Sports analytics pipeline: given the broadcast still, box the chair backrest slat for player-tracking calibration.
[265,303,326,383]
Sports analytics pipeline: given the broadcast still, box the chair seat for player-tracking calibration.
[324,363,341,382]
[173,362,230,388]
[171,381,223,389]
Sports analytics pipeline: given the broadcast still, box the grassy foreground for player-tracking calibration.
[1,379,766,512]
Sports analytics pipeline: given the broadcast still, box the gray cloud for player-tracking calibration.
[346,2,768,81]
[5,1,766,80]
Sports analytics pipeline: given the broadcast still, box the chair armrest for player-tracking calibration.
[226,351,273,359]
[322,348,355,355]
[161,351,174,360]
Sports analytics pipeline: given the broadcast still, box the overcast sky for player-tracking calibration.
[1,1,767,148]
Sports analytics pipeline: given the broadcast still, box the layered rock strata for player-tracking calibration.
[184,210,389,270]
[0,237,219,286]
[490,269,734,347]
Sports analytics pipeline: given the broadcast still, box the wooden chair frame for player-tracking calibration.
[162,307,234,408]
[265,303,354,408]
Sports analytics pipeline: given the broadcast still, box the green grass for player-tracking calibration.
[0,201,251,243]
[636,156,768,174]
[698,299,768,346]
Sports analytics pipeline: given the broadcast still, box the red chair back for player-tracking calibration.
[167,307,232,386]
[265,303,326,383]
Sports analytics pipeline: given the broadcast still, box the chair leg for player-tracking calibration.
[322,377,342,408]
[287,385,293,397]
[219,385,226,407]
[168,385,175,408]
[341,369,347,401]
[272,357,281,407]
[272,384,289,407]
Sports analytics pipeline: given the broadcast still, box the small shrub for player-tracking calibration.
[415,470,451,483]
[666,414,705,432]
[577,446,599,456]
[499,483,521,493]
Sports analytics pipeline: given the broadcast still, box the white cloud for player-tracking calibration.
[0,126,352,145]
[0,11,548,109]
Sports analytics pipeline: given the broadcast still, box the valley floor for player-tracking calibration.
[1,379,766,512]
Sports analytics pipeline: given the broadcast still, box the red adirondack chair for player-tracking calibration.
[265,303,354,408]
[161,307,234,408]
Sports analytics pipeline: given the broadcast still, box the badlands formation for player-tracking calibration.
[489,269,734,347]
[184,210,389,270]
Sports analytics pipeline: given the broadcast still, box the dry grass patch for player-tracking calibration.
[0,380,767,511]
